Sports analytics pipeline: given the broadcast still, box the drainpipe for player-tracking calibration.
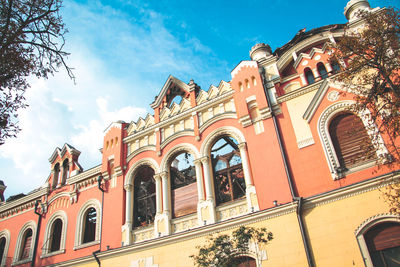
[93,175,105,267]
[31,200,43,267]
[258,67,314,267]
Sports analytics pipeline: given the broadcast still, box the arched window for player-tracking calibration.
[364,222,400,266]
[52,163,60,189]
[233,256,257,267]
[61,159,69,185]
[211,136,245,205]
[74,200,101,249]
[134,166,156,227]
[317,63,328,79]
[19,229,32,260]
[83,207,96,244]
[329,113,376,171]
[0,237,6,266]
[50,219,63,252]
[304,68,315,85]
[170,152,197,218]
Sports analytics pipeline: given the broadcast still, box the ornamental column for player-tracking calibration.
[154,174,162,214]
[160,172,170,215]
[238,142,253,187]
[194,159,205,201]
[200,156,214,201]
[122,184,133,245]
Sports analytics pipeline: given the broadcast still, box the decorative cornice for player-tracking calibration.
[303,171,400,210]
[0,186,48,216]
[199,112,237,133]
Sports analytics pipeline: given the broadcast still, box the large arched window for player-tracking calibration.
[42,211,67,256]
[170,152,197,218]
[329,113,376,171]
[304,67,315,85]
[233,256,257,267]
[211,136,245,205]
[19,229,32,260]
[364,222,400,266]
[317,62,328,79]
[74,199,101,249]
[83,208,96,244]
[134,166,156,227]
[0,237,5,266]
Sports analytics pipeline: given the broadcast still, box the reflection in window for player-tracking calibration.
[19,229,32,260]
[211,136,245,205]
[50,219,63,252]
[170,152,197,218]
[134,166,156,227]
[83,208,96,244]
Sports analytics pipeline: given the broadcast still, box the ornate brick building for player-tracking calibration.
[0,0,399,266]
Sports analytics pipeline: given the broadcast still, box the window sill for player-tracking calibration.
[73,240,99,250]
[12,258,32,266]
[41,249,65,258]
[335,160,376,179]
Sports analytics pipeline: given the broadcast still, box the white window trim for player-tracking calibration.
[355,214,400,267]
[0,230,10,267]
[13,221,36,265]
[41,210,67,257]
[318,100,388,180]
[74,199,101,250]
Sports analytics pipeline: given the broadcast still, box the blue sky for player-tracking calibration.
[0,0,398,198]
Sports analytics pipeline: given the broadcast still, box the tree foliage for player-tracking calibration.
[329,7,400,165]
[0,0,73,144]
[190,226,273,267]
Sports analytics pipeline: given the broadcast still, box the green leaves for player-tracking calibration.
[190,226,273,267]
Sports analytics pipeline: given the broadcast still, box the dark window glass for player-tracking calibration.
[211,136,245,205]
[317,63,328,79]
[20,229,32,260]
[0,237,6,265]
[134,166,156,227]
[230,256,257,267]
[50,219,62,252]
[365,222,400,267]
[170,152,197,218]
[52,163,60,189]
[83,208,96,243]
[305,68,315,85]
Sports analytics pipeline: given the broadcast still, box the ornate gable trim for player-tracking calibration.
[150,75,191,109]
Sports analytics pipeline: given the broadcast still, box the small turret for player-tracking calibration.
[250,43,272,61]
[344,0,371,21]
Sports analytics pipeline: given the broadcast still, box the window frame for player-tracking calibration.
[13,221,36,265]
[355,214,400,267]
[74,199,101,250]
[41,210,67,258]
[318,100,388,179]
[0,230,10,267]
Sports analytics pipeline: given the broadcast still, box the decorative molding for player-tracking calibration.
[303,79,331,123]
[297,137,315,149]
[67,165,101,185]
[277,80,322,103]
[160,130,195,150]
[231,61,258,79]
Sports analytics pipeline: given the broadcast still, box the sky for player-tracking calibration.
[0,0,399,199]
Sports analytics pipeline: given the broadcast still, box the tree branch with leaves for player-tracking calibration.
[329,7,400,166]
[190,226,273,267]
[0,0,74,144]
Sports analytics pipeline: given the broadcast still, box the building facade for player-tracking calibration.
[0,0,399,266]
